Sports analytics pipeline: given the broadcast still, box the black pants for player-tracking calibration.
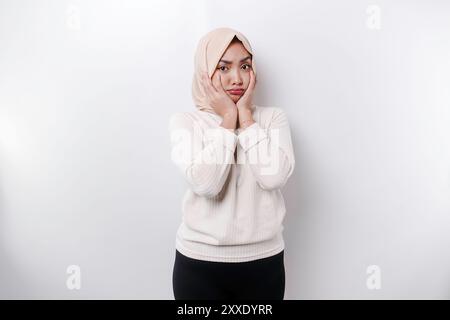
[172,249,285,300]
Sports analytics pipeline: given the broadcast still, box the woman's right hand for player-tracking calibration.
[200,71,238,119]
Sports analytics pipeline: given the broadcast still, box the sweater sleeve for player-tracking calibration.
[169,112,238,198]
[237,108,295,190]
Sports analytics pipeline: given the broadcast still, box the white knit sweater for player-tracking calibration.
[168,105,295,262]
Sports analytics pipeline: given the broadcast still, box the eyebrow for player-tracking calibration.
[219,55,252,64]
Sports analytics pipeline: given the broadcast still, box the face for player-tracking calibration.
[212,41,253,103]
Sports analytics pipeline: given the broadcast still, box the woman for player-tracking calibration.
[169,27,295,300]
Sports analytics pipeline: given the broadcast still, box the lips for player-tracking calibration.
[227,89,244,95]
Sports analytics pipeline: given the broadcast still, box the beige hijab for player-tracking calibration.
[191,27,257,115]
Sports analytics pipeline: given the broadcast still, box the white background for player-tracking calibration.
[1,0,449,299]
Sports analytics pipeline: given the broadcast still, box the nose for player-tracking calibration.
[231,69,243,86]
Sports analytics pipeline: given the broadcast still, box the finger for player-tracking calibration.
[204,71,218,94]
[250,69,256,89]
[240,71,255,101]
[201,72,214,98]
[243,72,254,94]
[243,70,255,97]
[212,73,225,94]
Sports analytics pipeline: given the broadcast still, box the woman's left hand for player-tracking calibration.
[236,69,256,112]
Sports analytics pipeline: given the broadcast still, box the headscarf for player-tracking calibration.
[191,27,257,115]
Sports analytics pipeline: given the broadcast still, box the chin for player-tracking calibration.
[228,95,239,103]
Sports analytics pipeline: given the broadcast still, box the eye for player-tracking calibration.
[242,63,252,70]
[217,66,228,71]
